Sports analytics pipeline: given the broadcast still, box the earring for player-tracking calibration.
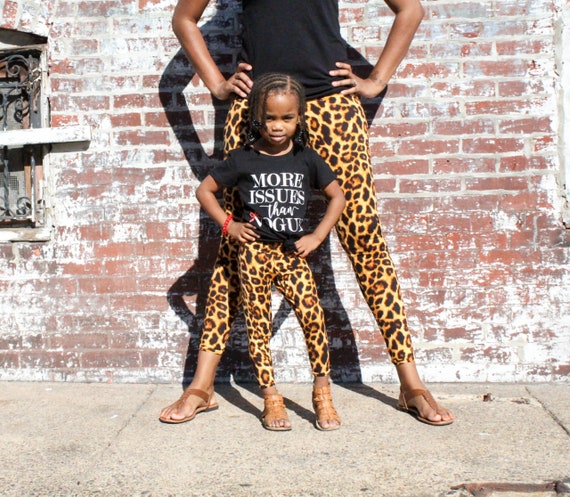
[247,120,263,144]
[295,122,309,146]
[247,128,257,144]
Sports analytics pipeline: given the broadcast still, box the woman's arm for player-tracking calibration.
[172,0,253,99]
[331,0,424,98]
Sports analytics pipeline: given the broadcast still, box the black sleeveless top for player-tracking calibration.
[240,0,350,99]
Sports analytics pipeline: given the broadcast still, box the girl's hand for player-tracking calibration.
[226,221,258,243]
[330,62,387,99]
[212,62,254,100]
[294,234,323,258]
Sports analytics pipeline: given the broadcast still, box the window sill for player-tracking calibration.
[0,227,52,242]
[0,125,91,147]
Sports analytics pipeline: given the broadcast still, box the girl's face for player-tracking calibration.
[257,91,300,154]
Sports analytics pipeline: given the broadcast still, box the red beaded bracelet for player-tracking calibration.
[222,214,233,236]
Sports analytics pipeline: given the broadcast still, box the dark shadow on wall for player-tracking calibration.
[160,1,386,391]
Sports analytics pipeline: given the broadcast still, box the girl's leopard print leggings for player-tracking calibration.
[239,241,330,388]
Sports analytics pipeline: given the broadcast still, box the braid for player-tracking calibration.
[246,73,308,146]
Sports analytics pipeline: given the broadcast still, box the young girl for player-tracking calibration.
[195,73,346,431]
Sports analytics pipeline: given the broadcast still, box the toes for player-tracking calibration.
[438,408,454,421]
[320,419,336,429]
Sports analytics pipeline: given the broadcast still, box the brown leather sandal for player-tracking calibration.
[312,385,341,431]
[261,393,291,431]
[398,388,453,426]
[159,388,219,424]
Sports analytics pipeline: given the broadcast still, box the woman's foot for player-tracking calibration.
[261,392,292,431]
[312,384,341,431]
[397,388,454,426]
[395,361,454,425]
[159,387,218,424]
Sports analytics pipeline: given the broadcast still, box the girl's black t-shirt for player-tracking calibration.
[240,0,350,99]
[210,145,338,244]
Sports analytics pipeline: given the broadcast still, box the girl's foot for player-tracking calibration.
[261,393,292,431]
[312,385,341,431]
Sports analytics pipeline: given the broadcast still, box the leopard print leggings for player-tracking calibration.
[200,93,415,365]
[239,242,330,388]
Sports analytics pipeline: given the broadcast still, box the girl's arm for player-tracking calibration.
[196,176,258,242]
[295,181,346,258]
[331,0,424,98]
[172,0,253,99]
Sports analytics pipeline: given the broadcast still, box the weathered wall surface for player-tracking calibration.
[1,0,569,384]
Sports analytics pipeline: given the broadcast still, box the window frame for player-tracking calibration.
[0,38,91,243]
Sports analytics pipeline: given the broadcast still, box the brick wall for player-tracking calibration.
[0,0,568,384]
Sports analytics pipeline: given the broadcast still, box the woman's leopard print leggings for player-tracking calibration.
[199,93,415,366]
[239,242,330,388]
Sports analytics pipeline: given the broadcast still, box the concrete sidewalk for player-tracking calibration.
[0,382,569,497]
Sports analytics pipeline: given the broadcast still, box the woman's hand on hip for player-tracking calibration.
[213,62,253,100]
[330,62,387,99]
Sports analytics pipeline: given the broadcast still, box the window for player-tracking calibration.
[0,30,91,242]
[0,48,44,228]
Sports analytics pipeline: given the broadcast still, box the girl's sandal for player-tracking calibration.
[312,385,341,431]
[261,393,292,431]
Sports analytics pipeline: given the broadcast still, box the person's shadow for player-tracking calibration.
[160,1,393,409]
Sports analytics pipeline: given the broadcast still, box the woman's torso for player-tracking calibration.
[240,0,350,99]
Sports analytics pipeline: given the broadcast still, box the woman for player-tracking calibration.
[160,0,454,427]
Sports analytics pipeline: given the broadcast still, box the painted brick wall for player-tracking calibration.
[0,0,569,384]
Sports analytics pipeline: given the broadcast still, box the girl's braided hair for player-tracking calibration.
[246,72,309,146]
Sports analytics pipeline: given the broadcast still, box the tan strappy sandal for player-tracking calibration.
[261,393,291,431]
[159,388,219,424]
[312,385,341,431]
[398,388,454,426]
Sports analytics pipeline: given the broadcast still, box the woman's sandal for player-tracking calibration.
[397,388,453,426]
[261,393,292,431]
[159,388,219,424]
[312,385,341,431]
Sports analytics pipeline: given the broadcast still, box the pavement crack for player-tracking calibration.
[105,384,159,448]
[525,386,570,437]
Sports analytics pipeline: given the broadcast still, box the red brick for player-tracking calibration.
[433,118,495,136]
[463,137,525,154]
[81,350,141,369]
[112,129,170,147]
[464,176,528,192]
[1,1,18,26]
[431,80,496,98]
[372,121,429,138]
[400,177,462,194]
[110,113,142,127]
[78,1,136,16]
[0,352,20,369]
[433,157,496,174]
[398,138,460,156]
[499,155,552,172]
[480,248,541,266]
[21,351,81,369]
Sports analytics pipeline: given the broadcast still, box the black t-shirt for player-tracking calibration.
[240,0,350,99]
[210,145,338,244]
